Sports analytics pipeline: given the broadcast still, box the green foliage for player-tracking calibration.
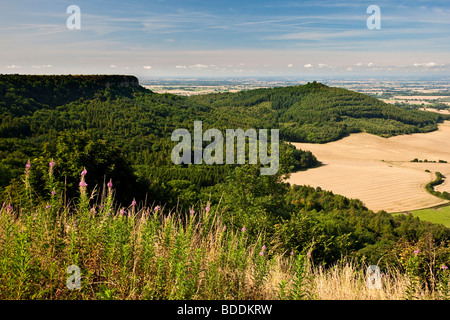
[1,75,449,277]
[0,75,319,208]
[274,185,450,266]
[4,132,145,206]
[287,253,315,300]
[0,175,280,299]
[394,236,450,299]
[425,172,450,200]
[219,164,291,237]
[0,159,449,300]
[0,74,140,117]
[190,81,442,143]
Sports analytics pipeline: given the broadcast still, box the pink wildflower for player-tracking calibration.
[79,181,87,188]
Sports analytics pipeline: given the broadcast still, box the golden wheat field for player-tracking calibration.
[287,121,450,213]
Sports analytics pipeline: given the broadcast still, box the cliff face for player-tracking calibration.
[66,75,140,88]
[0,74,140,88]
[102,76,140,88]
[0,74,143,113]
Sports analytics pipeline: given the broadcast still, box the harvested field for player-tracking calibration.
[419,107,450,115]
[287,121,450,213]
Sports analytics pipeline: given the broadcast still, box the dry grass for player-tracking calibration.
[1,202,448,300]
[312,263,417,300]
[261,257,447,300]
[2,176,449,301]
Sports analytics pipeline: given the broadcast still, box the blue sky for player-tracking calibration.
[1,0,450,78]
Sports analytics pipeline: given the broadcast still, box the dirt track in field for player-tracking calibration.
[287,121,450,213]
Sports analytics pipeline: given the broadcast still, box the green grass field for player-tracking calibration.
[410,204,450,228]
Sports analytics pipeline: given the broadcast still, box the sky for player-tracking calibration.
[1,0,450,79]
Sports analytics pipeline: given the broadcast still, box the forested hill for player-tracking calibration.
[1,75,449,268]
[0,74,141,116]
[190,81,444,143]
[0,74,319,206]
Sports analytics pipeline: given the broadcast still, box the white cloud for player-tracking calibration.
[318,63,328,68]
[190,64,209,69]
[268,30,359,41]
[354,62,363,66]
[110,65,117,68]
[367,62,374,67]
[413,62,437,67]
[303,63,313,68]
[6,65,21,69]
[32,64,53,69]
[143,65,152,69]
[175,65,187,69]
[287,64,293,68]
